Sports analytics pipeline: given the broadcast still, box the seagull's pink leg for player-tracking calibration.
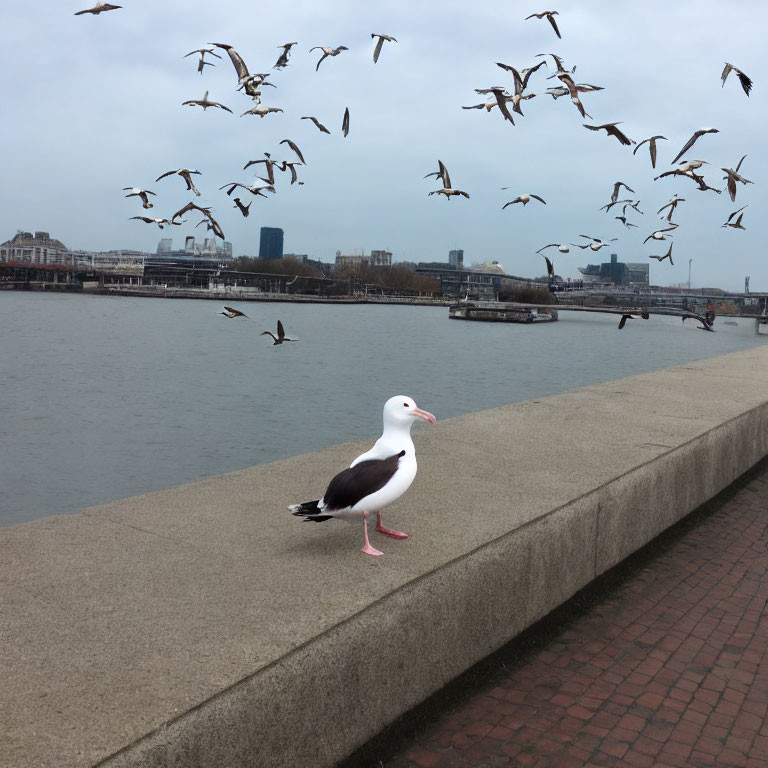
[376,511,408,539]
[361,513,383,556]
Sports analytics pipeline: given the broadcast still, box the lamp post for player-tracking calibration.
[688,259,692,290]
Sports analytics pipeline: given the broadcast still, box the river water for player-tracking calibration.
[1,291,763,526]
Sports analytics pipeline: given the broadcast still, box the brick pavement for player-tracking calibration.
[341,458,768,768]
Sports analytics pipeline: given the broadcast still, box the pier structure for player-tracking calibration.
[2,347,768,767]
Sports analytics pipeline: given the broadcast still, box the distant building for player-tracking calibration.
[1,231,70,265]
[335,251,365,267]
[161,236,232,260]
[448,249,464,269]
[578,253,649,286]
[259,227,284,260]
[157,238,172,255]
[369,249,392,267]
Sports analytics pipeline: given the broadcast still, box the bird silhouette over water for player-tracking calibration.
[219,306,248,318]
[261,320,298,344]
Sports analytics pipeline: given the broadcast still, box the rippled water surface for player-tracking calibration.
[1,291,763,526]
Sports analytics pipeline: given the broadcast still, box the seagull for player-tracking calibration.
[496,60,547,94]
[722,206,748,230]
[310,45,348,71]
[633,135,667,168]
[614,216,637,228]
[243,153,280,184]
[525,11,561,38]
[649,242,674,264]
[611,181,635,203]
[670,128,719,165]
[623,200,644,215]
[301,115,331,134]
[289,396,435,557]
[541,254,555,280]
[233,197,251,217]
[122,187,156,209]
[276,161,302,184]
[584,122,634,146]
[342,107,350,137]
[502,193,546,208]
[129,216,178,228]
[657,195,685,221]
[474,86,517,124]
[617,314,634,330]
[428,188,470,200]
[371,33,397,63]
[219,306,248,318]
[241,104,283,118]
[273,42,298,70]
[643,225,678,244]
[721,63,753,96]
[600,198,633,212]
[155,168,202,196]
[721,155,752,202]
[209,42,251,87]
[555,73,592,118]
[261,319,298,344]
[171,202,224,239]
[424,160,451,189]
[184,47,221,74]
[280,139,306,165]
[537,243,569,254]
[220,181,276,197]
[182,90,232,113]
[74,2,121,14]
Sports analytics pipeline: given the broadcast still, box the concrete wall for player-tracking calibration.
[2,346,768,768]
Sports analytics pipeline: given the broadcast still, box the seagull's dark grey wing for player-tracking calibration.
[322,452,405,511]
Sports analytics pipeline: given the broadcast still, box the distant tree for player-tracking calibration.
[497,283,557,304]
[332,262,440,295]
[231,256,322,277]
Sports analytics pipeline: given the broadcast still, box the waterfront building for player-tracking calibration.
[448,249,464,269]
[335,249,392,267]
[369,249,393,267]
[259,227,284,260]
[578,253,649,286]
[1,231,70,265]
[157,238,172,255]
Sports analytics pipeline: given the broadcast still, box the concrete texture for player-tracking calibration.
[2,346,768,768]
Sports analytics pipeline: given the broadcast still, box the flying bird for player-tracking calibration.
[502,193,546,207]
[261,319,298,345]
[542,254,555,280]
[633,135,667,168]
[371,33,397,63]
[289,396,435,557]
[301,115,331,134]
[220,181,276,197]
[241,104,283,118]
[74,2,121,14]
[670,128,719,165]
[342,107,350,137]
[614,216,637,228]
[474,86,517,124]
[424,160,451,189]
[525,11,561,38]
[583,122,634,146]
[233,197,251,217]
[184,47,221,74]
[273,42,298,69]
[280,139,306,165]
[617,314,635,330]
[171,201,224,238]
[721,63,753,96]
[537,243,569,254]
[643,225,677,244]
[649,242,674,264]
[182,90,232,113]
[657,195,685,221]
[155,168,202,196]
[722,206,748,230]
[219,306,248,318]
[721,155,753,202]
[129,216,178,228]
[428,188,470,200]
[610,181,635,203]
[310,45,348,71]
[496,60,547,94]
[122,187,156,209]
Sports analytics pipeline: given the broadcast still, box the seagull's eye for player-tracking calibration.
[403,402,409,408]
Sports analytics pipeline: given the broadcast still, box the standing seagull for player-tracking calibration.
[261,320,298,344]
[525,11,562,38]
[633,135,667,168]
[721,63,753,96]
[74,2,121,14]
[289,396,436,556]
[371,33,397,63]
[670,128,719,165]
[310,45,348,71]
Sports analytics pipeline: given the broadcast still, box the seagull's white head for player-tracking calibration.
[383,395,436,429]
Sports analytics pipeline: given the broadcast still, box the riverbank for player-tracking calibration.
[3,346,768,767]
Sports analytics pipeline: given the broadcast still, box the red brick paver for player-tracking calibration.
[343,459,768,768]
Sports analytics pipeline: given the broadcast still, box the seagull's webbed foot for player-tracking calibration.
[362,513,383,556]
[376,511,408,539]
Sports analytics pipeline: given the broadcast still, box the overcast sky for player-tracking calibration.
[1,1,765,290]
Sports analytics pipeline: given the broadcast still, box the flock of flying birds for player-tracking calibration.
[76,3,755,304]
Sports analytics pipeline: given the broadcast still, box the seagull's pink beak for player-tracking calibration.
[413,407,436,424]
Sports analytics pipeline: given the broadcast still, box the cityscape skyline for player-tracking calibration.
[1,1,765,291]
